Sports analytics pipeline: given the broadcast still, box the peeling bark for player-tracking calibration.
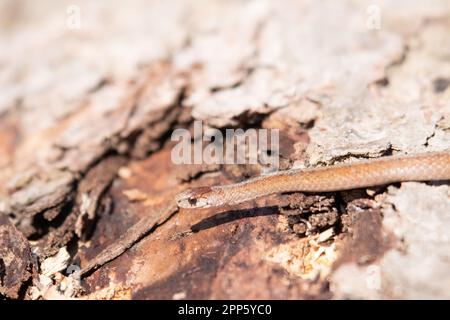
[0,215,36,299]
[0,0,449,299]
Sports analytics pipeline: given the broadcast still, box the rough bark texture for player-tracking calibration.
[0,0,449,299]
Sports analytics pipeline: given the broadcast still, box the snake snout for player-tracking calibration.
[175,187,214,209]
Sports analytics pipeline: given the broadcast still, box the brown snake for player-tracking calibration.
[176,151,450,209]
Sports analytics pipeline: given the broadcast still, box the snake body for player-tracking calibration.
[176,151,450,209]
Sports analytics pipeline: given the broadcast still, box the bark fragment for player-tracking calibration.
[0,215,36,299]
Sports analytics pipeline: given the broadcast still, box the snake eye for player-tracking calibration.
[188,197,197,206]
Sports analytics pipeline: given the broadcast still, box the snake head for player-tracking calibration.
[175,187,217,209]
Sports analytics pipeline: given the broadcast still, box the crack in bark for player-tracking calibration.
[80,203,178,278]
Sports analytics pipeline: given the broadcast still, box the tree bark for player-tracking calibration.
[0,0,449,299]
